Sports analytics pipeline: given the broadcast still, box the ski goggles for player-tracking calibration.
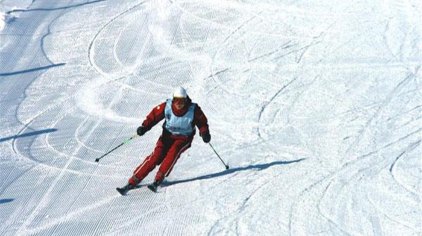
[173,97,187,104]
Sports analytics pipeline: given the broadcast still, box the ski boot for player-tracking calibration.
[147,181,161,193]
[116,183,135,195]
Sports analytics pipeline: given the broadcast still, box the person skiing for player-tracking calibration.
[117,86,211,195]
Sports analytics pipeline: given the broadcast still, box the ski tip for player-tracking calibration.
[147,185,158,193]
[116,187,127,196]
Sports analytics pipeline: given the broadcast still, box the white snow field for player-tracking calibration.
[0,0,421,235]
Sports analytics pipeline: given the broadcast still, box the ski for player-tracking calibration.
[147,183,158,193]
[116,187,130,196]
[116,184,136,196]
[116,182,159,195]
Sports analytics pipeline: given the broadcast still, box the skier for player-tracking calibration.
[117,86,211,195]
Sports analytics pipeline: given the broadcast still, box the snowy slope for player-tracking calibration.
[0,0,421,235]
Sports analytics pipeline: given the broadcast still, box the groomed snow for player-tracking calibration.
[0,0,421,235]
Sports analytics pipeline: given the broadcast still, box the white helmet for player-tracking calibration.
[173,86,187,98]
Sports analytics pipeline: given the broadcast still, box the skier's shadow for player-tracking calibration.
[162,158,306,187]
[0,128,57,143]
[0,198,14,204]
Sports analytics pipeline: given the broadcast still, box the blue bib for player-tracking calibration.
[164,99,196,136]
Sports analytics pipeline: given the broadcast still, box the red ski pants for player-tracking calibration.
[129,134,192,186]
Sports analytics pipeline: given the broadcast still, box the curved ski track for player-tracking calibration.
[0,0,421,235]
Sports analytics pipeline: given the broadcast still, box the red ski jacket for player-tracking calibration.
[141,97,209,138]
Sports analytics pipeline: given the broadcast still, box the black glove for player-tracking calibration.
[201,132,211,143]
[137,126,146,136]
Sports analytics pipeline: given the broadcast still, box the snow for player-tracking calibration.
[0,12,5,30]
[0,0,421,235]
[0,0,33,31]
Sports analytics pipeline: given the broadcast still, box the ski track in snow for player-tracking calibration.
[0,0,421,235]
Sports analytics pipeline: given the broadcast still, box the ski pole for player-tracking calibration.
[209,143,229,170]
[95,134,138,163]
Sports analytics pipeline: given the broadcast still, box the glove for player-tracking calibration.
[201,132,211,143]
[137,126,146,136]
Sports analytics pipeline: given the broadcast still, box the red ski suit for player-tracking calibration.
[129,97,209,186]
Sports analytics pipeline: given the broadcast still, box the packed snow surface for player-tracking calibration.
[0,0,421,235]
